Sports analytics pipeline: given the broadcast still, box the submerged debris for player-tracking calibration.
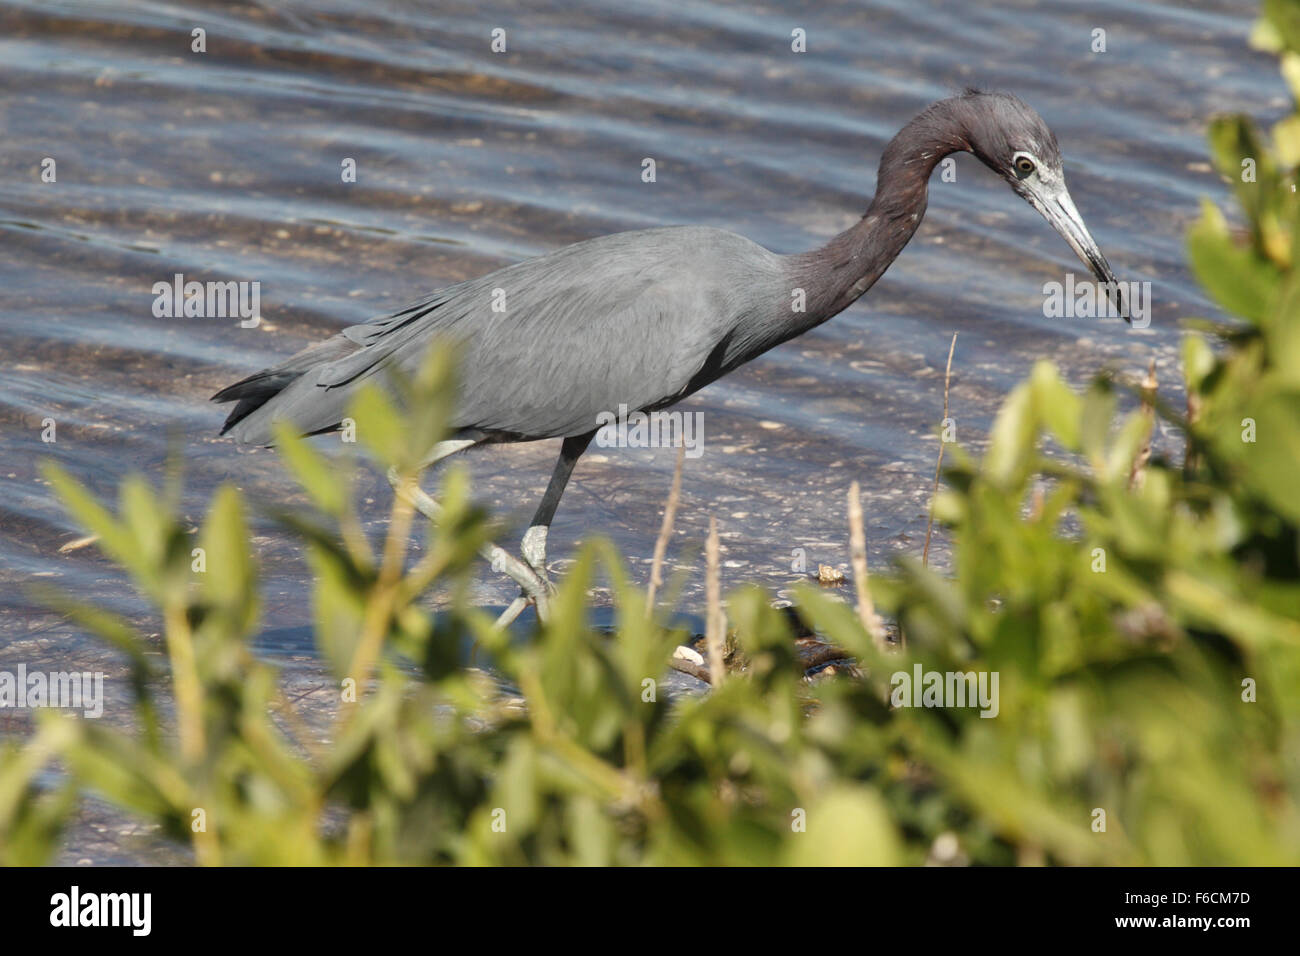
[816,563,846,585]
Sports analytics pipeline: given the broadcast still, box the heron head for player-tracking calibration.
[960,91,1127,320]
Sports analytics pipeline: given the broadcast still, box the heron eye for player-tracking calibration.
[1013,154,1037,178]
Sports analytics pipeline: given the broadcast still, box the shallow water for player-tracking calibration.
[0,0,1281,861]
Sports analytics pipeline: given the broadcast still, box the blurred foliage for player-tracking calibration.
[5,2,1300,867]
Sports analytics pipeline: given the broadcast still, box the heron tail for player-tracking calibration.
[211,334,362,444]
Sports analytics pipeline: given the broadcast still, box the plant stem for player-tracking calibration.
[923,332,958,569]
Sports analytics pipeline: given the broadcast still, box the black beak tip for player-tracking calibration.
[1090,260,1130,324]
[1114,284,1132,324]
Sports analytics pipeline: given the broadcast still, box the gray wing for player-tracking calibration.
[217,226,776,444]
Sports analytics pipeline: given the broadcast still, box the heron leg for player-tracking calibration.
[493,433,593,630]
[519,432,594,588]
[386,439,552,619]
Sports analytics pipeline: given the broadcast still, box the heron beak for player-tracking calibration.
[1031,182,1129,322]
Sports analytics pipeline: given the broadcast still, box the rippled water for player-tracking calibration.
[0,0,1283,859]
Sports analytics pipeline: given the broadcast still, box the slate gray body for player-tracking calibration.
[215,92,1121,447]
[219,226,794,444]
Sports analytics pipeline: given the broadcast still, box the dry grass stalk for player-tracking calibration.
[848,480,887,651]
[58,534,99,554]
[923,332,957,568]
[668,655,712,684]
[645,443,686,616]
[705,517,726,686]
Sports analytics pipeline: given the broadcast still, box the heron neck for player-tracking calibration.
[787,100,970,325]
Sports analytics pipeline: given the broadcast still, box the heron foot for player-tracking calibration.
[488,525,558,630]
[388,465,551,624]
[520,525,551,590]
[484,542,551,621]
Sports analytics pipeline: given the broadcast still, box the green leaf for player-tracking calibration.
[1264,0,1300,54]
[784,785,901,866]
[985,381,1037,489]
[274,422,346,515]
[1181,334,1217,392]
[199,484,258,631]
[1234,386,1300,523]
[349,384,408,470]
[42,464,134,572]
[1030,361,1082,451]
[1187,199,1280,323]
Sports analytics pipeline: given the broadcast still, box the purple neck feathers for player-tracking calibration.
[787,99,973,325]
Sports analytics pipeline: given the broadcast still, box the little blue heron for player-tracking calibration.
[214,90,1125,625]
